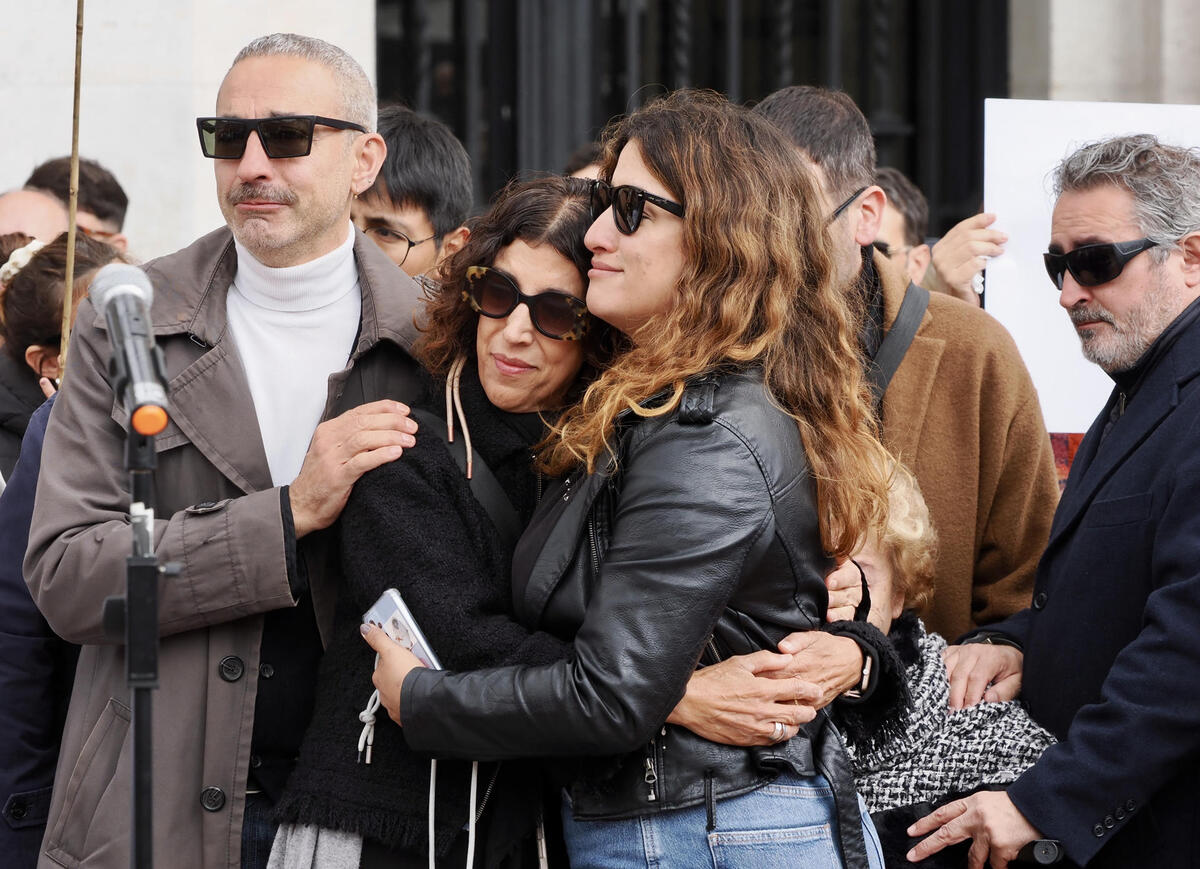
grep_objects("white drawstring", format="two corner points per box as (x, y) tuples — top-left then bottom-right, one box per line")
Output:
(356, 654), (382, 764)
(444, 356), (474, 478)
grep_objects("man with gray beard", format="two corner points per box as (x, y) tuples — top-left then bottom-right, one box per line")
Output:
(910, 134), (1200, 868)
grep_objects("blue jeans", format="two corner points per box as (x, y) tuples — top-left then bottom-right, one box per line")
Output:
(240, 792), (278, 869)
(561, 772), (885, 868)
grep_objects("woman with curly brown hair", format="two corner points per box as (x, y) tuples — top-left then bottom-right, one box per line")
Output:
(365, 90), (896, 868)
(271, 174), (612, 869)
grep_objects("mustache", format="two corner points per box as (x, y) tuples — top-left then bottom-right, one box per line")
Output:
(1068, 304), (1115, 327)
(227, 183), (297, 206)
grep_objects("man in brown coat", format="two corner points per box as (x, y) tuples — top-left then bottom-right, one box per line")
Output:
(752, 88), (1059, 667)
(25, 34), (422, 869)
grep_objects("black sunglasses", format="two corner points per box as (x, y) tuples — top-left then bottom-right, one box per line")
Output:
(590, 179), (685, 235)
(464, 266), (590, 341)
(1043, 239), (1158, 290)
(196, 115), (367, 159)
(829, 186), (868, 223)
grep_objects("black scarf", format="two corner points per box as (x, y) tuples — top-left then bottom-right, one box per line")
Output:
(273, 367), (568, 862)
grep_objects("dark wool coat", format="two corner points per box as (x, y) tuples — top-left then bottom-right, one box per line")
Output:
(0, 394), (78, 869)
(274, 370), (569, 864)
(0, 353), (44, 480)
(984, 299), (1200, 867)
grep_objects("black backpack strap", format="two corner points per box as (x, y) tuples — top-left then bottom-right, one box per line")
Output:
(409, 408), (523, 549)
(869, 282), (929, 404)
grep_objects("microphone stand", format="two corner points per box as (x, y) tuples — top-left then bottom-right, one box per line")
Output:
(104, 428), (174, 869)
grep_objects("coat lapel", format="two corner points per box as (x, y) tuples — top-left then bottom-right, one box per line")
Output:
(1046, 341), (1191, 551)
(139, 228), (274, 494)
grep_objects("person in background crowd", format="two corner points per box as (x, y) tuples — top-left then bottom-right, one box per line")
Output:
(365, 89), (900, 869)
(25, 157), (131, 253)
(0, 190), (68, 242)
(874, 166), (932, 287)
(24, 33), (423, 869)
(923, 211), (1008, 308)
(752, 86), (1059, 660)
(563, 141), (603, 180)
(911, 133), (1200, 869)
(843, 461), (1054, 867)
(0, 232), (119, 476)
(352, 104), (471, 276)
(0, 231), (125, 869)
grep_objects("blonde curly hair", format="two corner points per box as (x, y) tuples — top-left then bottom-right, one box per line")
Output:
(880, 462), (938, 613)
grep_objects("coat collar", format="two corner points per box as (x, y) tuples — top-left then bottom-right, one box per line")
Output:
(874, 250), (944, 462)
(88, 225), (423, 495)
(1047, 310), (1200, 549)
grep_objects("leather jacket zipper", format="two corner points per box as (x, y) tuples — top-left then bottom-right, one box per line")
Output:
(643, 745), (659, 802)
(474, 763), (502, 822)
(588, 516), (601, 579)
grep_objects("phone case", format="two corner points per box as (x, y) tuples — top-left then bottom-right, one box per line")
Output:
(362, 588), (442, 669)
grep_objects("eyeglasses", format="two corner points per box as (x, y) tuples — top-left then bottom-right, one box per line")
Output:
(828, 186), (868, 223)
(590, 179), (685, 235)
(463, 266), (590, 341)
(872, 239), (912, 260)
(361, 224), (437, 266)
(196, 115), (367, 159)
(1043, 239), (1158, 290)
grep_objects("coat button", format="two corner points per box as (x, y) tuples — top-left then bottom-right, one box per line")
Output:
(250, 754), (262, 769)
(1092, 824), (1105, 838)
(9, 799), (27, 820)
(1126, 799), (1136, 812)
(200, 786), (226, 812)
(1104, 815), (1115, 829)
(259, 662), (275, 679)
(1032, 592), (1048, 610)
(218, 656), (244, 682)
(1115, 807), (1126, 820)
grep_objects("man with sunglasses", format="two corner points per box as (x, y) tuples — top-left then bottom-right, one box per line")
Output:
(25, 34), (423, 869)
(911, 134), (1200, 868)
(752, 86), (1059, 656)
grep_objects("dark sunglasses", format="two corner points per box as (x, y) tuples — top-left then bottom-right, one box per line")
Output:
(196, 115), (367, 159)
(829, 186), (868, 223)
(590, 179), (685, 235)
(464, 266), (590, 341)
(1042, 238), (1158, 290)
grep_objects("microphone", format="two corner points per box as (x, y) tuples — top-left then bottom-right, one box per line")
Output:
(89, 264), (170, 437)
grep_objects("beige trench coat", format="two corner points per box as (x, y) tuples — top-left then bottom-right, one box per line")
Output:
(25, 227), (423, 869)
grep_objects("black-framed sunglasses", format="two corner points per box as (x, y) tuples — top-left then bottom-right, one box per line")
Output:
(464, 266), (590, 341)
(1043, 238), (1158, 290)
(196, 115), (368, 159)
(828, 186), (868, 223)
(590, 179), (685, 235)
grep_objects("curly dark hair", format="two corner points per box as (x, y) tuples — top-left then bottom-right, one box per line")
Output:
(417, 173), (615, 382)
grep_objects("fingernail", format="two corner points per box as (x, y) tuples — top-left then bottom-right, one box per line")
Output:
(402, 435), (416, 447)
(360, 623), (371, 637)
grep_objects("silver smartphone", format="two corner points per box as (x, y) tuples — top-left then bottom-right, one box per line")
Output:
(362, 588), (442, 669)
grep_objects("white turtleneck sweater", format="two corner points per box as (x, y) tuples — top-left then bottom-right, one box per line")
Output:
(226, 225), (361, 487)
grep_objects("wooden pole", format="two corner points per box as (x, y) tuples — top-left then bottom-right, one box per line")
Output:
(59, 0), (85, 381)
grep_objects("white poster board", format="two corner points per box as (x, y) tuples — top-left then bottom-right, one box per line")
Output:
(983, 98), (1200, 433)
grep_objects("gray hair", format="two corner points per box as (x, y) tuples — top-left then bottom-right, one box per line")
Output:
(231, 33), (376, 132)
(1053, 134), (1200, 262)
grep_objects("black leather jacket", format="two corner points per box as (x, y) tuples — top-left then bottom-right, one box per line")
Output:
(402, 370), (872, 867)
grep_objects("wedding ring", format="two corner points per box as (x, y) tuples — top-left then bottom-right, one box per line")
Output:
(770, 721), (785, 742)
